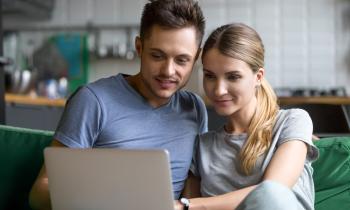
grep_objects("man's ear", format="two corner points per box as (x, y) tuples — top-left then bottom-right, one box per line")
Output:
(135, 36), (142, 57)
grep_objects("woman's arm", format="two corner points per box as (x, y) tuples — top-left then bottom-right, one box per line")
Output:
(179, 173), (257, 210)
(262, 140), (307, 187)
(187, 185), (257, 210)
(183, 140), (307, 210)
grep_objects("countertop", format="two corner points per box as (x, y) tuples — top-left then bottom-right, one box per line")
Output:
(278, 96), (350, 105)
(5, 93), (66, 107)
(204, 96), (350, 106)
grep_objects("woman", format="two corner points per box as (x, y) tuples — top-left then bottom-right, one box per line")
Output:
(176, 23), (319, 210)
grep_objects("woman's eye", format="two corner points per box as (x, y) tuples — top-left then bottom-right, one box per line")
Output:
(227, 75), (240, 81)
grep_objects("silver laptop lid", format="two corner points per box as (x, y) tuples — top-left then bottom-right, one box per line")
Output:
(44, 147), (174, 210)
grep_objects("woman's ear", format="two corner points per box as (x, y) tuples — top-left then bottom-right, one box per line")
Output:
(256, 68), (265, 84)
(135, 36), (142, 57)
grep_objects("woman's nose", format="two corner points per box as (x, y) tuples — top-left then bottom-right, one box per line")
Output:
(214, 80), (228, 96)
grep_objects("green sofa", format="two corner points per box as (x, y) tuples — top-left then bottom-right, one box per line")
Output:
(313, 136), (350, 210)
(0, 125), (349, 210)
(0, 125), (53, 210)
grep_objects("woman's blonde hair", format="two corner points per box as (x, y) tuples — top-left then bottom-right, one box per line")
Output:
(202, 23), (279, 175)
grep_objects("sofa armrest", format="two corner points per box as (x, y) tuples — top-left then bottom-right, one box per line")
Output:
(0, 125), (53, 210)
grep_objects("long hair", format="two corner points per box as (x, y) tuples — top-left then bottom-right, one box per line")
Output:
(202, 23), (279, 175)
(140, 0), (205, 46)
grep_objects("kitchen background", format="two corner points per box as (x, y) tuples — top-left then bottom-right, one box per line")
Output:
(1, 0), (350, 132)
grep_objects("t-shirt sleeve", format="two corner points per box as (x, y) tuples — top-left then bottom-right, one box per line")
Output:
(193, 94), (208, 134)
(190, 135), (200, 177)
(53, 86), (103, 148)
(278, 109), (319, 162)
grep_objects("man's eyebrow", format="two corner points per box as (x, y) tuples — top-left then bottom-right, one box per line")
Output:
(177, 54), (192, 59)
(150, 48), (193, 58)
(149, 48), (164, 53)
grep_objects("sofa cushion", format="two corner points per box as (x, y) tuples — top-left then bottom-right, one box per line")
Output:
(313, 136), (350, 210)
(0, 125), (53, 210)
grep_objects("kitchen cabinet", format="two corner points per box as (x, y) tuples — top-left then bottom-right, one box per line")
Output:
(6, 103), (64, 131)
(278, 96), (350, 137)
(0, 1), (5, 124)
(5, 94), (65, 131)
(2, 0), (54, 20)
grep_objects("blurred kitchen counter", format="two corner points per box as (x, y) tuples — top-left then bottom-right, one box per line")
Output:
(204, 96), (350, 106)
(5, 93), (66, 107)
(5, 94), (350, 132)
(7, 94), (350, 108)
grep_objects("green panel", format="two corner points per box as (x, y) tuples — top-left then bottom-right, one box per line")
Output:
(67, 35), (89, 94)
(0, 125), (53, 210)
(52, 34), (89, 95)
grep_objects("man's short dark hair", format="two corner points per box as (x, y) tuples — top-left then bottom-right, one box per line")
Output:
(140, 0), (205, 46)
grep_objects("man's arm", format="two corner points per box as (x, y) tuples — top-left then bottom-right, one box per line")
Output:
(181, 172), (201, 198)
(29, 140), (67, 210)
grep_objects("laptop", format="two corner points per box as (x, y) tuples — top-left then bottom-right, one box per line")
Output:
(44, 147), (175, 210)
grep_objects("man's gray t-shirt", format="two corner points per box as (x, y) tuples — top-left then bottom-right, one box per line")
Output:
(54, 73), (208, 199)
(191, 109), (319, 210)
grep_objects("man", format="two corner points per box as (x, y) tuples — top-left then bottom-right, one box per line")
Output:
(29, 0), (207, 209)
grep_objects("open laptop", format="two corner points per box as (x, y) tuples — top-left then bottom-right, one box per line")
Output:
(44, 147), (175, 210)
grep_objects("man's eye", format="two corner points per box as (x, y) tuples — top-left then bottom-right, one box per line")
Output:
(176, 58), (189, 65)
(151, 53), (163, 59)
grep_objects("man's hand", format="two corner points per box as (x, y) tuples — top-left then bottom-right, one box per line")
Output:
(174, 200), (184, 210)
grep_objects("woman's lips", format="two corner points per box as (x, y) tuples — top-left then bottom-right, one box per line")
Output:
(213, 99), (233, 107)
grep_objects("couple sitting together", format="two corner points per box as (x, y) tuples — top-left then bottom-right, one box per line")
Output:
(29, 0), (318, 210)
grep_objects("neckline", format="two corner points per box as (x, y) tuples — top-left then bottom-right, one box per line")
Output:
(219, 126), (247, 140)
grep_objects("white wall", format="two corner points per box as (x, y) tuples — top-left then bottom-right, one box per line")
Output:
(4, 0), (350, 95)
(199, 0), (350, 95)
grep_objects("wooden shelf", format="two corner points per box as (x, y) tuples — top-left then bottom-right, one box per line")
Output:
(278, 96), (350, 105)
(204, 96), (350, 106)
(5, 93), (66, 107)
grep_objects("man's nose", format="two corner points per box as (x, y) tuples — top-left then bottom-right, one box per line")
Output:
(161, 60), (176, 77)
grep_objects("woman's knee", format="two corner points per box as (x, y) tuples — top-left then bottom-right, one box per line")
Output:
(237, 180), (300, 210)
